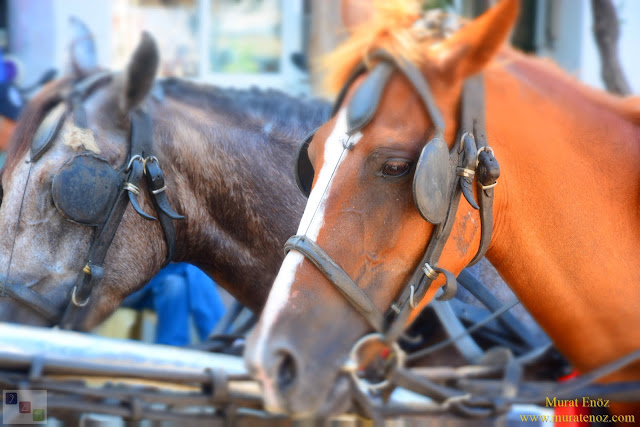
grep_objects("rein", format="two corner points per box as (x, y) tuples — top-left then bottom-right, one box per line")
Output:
(1, 73), (184, 329)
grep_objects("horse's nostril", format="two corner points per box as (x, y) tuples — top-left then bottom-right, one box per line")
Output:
(276, 351), (297, 395)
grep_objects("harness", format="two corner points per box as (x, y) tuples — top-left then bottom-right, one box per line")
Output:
(1, 73), (184, 330)
(287, 50), (640, 413)
(289, 50), (499, 340)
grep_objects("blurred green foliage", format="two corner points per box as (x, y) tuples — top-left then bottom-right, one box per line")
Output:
(423, 0), (453, 10)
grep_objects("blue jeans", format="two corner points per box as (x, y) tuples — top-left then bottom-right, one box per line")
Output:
(122, 263), (226, 346)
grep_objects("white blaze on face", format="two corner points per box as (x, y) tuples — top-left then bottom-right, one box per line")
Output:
(252, 109), (363, 367)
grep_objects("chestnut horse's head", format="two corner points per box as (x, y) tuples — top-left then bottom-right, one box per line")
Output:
(0, 33), (175, 329)
(246, 0), (519, 416)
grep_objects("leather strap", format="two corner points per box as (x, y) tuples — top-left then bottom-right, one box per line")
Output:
(59, 184), (131, 329)
(284, 235), (385, 332)
(59, 109), (179, 329)
(468, 182), (495, 266)
(368, 50), (445, 137)
(462, 76), (499, 266)
(2, 282), (60, 324)
(144, 158), (182, 265)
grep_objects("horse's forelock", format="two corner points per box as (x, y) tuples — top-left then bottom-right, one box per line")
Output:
(322, 1), (465, 94)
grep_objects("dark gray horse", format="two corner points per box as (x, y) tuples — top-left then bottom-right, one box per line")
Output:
(0, 33), (329, 329)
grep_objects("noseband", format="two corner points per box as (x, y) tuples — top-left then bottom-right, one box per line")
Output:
(1, 73), (184, 329)
(286, 50), (500, 342)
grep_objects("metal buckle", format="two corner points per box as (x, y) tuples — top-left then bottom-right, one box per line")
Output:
(343, 333), (406, 392)
(126, 154), (143, 172)
(459, 131), (473, 152)
(142, 156), (159, 175)
(475, 146), (495, 168)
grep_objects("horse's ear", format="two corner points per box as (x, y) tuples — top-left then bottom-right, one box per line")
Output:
(117, 32), (159, 113)
(69, 17), (98, 77)
(432, 0), (519, 81)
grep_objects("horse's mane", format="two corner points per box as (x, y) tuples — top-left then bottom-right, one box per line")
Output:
(160, 78), (331, 142)
(322, 0), (460, 93)
(323, 0), (640, 124)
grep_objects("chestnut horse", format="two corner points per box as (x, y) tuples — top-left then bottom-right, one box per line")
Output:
(0, 34), (330, 329)
(246, 0), (640, 419)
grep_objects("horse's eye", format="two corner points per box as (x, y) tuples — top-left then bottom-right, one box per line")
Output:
(382, 160), (411, 177)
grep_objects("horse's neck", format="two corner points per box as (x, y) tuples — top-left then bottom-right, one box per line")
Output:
(484, 60), (640, 373)
(156, 98), (306, 312)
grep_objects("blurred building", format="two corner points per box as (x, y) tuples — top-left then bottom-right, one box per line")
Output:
(2, 0), (640, 99)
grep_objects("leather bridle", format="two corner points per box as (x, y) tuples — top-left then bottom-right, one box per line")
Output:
(1, 72), (184, 330)
(285, 50), (500, 345)
(285, 50), (640, 409)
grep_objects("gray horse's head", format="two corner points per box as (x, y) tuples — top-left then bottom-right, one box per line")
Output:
(0, 33), (170, 329)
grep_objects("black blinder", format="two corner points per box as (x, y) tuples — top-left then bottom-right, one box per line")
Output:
(31, 103), (66, 162)
(294, 129), (316, 198)
(51, 153), (120, 226)
(412, 138), (451, 224)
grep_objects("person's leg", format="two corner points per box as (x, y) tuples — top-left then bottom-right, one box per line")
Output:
(120, 282), (153, 311)
(151, 274), (191, 346)
(186, 266), (226, 341)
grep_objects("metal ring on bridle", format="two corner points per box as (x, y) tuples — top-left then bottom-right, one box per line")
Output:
(345, 333), (406, 392)
(459, 131), (473, 151)
(422, 262), (439, 280)
(71, 286), (90, 307)
(126, 154), (143, 172)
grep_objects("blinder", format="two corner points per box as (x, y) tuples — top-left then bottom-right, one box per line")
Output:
(293, 54), (451, 226)
(51, 153), (120, 226)
(412, 138), (451, 224)
(294, 129), (315, 197)
(31, 103), (66, 162)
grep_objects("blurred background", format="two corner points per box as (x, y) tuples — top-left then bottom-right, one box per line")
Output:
(1, 0), (639, 101)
